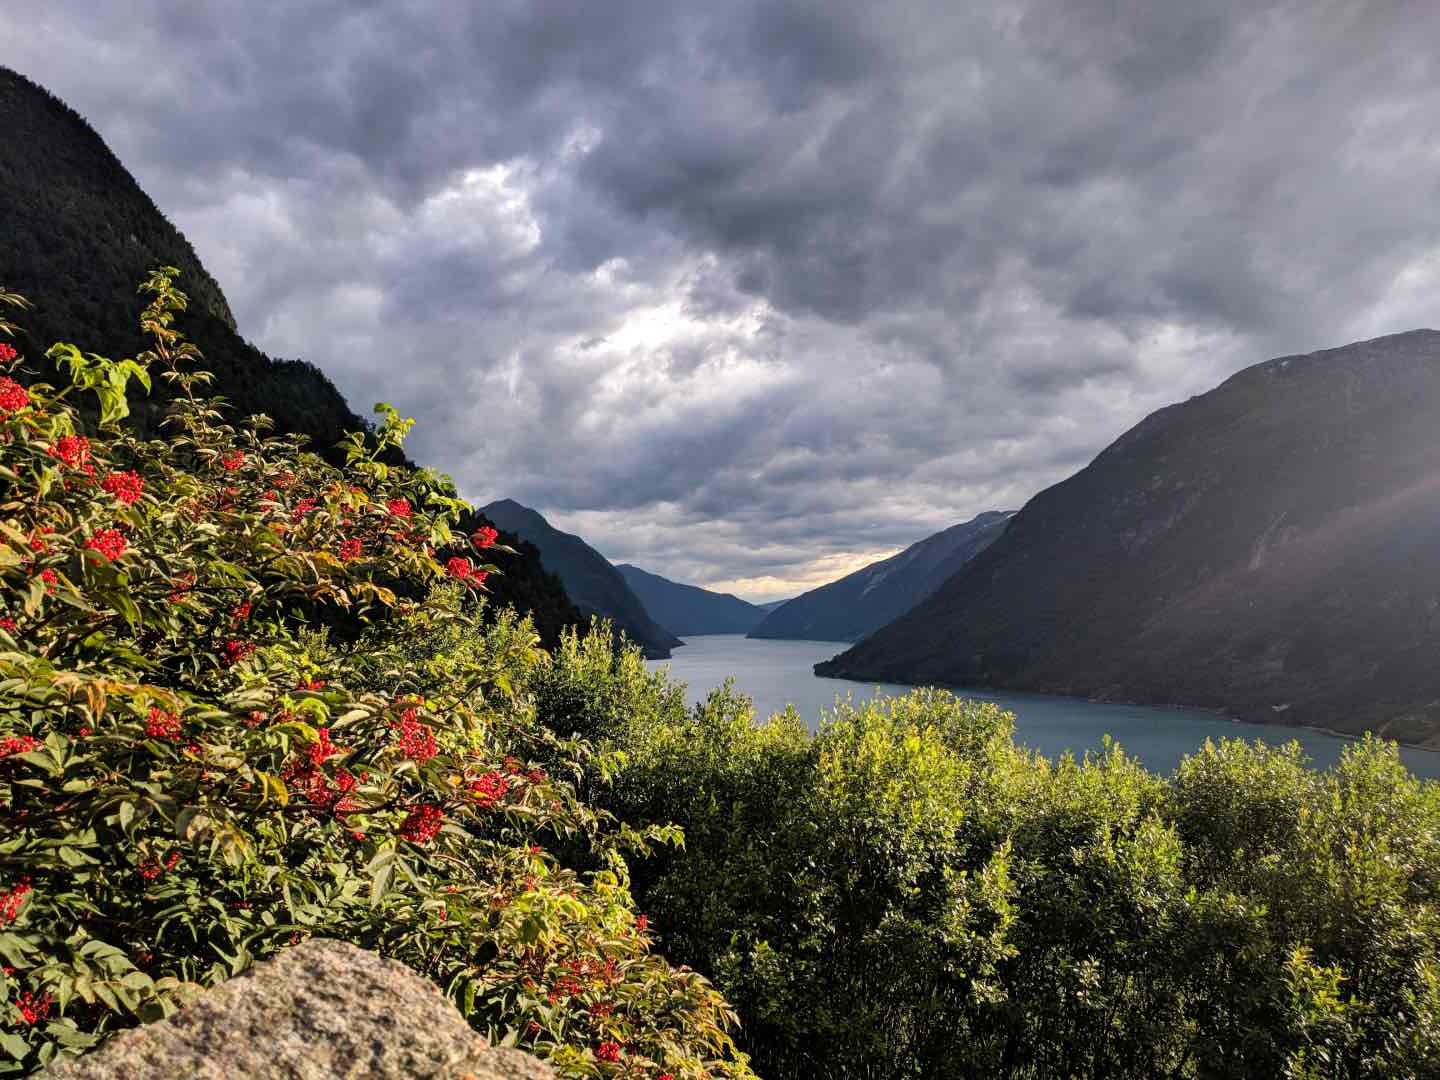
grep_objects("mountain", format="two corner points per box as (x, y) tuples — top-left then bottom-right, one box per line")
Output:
(616, 564), (768, 636)
(481, 500), (683, 658)
(749, 511), (1014, 642)
(818, 329), (1440, 746)
(0, 66), (366, 450)
(1, 66), (582, 646)
(757, 599), (793, 613)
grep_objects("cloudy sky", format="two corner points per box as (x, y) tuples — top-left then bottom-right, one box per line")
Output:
(5, 1), (1440, 600)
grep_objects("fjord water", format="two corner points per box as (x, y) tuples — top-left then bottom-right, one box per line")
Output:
(649, 635), (1440, 779)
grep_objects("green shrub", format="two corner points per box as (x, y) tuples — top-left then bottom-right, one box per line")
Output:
(540, 625), (1440, 1080)
(0, 272), (752, 1079)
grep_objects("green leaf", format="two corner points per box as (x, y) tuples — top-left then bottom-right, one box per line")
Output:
(367, 846), (397, 908)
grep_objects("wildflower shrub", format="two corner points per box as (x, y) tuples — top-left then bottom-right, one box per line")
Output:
(0, 272), (751, 1078)
(534, 626), (1440, 1080)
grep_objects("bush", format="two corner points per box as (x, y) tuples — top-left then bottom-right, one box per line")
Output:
(539, 625), (1440, 1080)
(0, 272), (752, 1079)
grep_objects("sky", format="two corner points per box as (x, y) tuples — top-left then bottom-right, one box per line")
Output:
(4, 1), (1440, 601)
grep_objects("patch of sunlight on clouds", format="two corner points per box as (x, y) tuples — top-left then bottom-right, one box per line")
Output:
(707, 548), (904, 604)
(417, 163), (542, 255)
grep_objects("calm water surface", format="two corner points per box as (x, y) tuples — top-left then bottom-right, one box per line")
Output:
(648, 635), (1440, 779)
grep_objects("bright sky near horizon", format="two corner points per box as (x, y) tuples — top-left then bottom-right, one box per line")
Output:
(3, 1), (1439, 601)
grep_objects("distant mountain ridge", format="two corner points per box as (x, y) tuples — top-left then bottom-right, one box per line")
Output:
(616, 564), (768, 636)
(749, 511), (1013, 643)
(819, 329), (1440, 746)
(481, 500), (682, 658)
(1, 65), (583, 646)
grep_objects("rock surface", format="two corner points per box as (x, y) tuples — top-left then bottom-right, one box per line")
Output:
(40, 939), (556, 1080)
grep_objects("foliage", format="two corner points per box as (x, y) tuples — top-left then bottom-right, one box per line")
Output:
(536, 624), (1440, 1080)
(0, 273), (751, 1078)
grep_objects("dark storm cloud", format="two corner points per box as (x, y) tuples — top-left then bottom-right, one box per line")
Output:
(4, 0), (1440, 598)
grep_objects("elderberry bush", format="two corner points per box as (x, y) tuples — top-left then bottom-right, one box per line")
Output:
(0, 272), (751, 1080)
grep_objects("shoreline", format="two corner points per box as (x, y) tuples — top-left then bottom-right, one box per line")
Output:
(813, 665), (1440, 760)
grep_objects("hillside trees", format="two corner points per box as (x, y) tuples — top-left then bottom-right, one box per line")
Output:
(535, 626), (1440, 1080)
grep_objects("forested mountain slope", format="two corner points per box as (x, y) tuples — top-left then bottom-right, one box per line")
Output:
(0, 66), (364, 448)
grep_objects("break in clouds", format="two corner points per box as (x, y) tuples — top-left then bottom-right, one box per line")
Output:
(4, 0), (1440, 599)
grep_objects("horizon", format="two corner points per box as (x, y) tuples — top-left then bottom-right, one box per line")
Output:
(4, 2), (1439, 598)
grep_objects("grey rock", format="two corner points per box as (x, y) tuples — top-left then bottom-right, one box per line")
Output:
(40, 939), (556, 1080)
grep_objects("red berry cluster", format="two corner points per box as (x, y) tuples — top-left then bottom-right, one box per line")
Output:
(84, 527), (128, 560)
(101, 469), (144, 505)
(0, 735), (39, 759)
(338, 537), (363, 561)
(0, 375), (27, 413)
(387, 498), (413, 520)
(471, 525), (498, 549)
(48, 434), (94, 478)
(595, 1041), (622, 1063)
(445, 556), (489, 588)
(145, 707), (182, 740)
(548, 974), (583, 1003)
(0, 342), (17, 364)
(399, 804), (444, 844)
(469, 770), (510, 809)
(139, 850), (181, 880)
(48, 434), (90, 466)
(0, 878), (32, 925)
(280, 729), (362, 814)
(394, 708), (438, 763)
(219, 639), (256, 666)
(220, 450), (245, 471)
(15, 990), (52, 1026)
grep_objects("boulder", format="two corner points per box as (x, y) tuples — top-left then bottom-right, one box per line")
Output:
(39, 938), (556, 1080)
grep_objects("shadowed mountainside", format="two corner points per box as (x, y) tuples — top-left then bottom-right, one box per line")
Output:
(819, 330), (1440, 746)
(482, 500), (682, 659)
(0, 65), (366, 450)
(616, 564), (767, 636)
(749, 511), (1013, 643)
